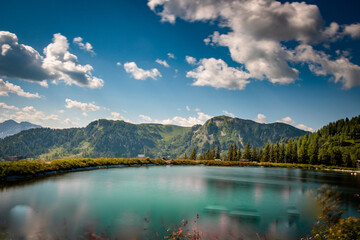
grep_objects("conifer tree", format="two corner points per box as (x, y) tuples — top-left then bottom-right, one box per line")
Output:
(215, 146), (220, 159)
(252, 146), (258, 162)
(286, 139), (293, 163)
(190, 148), (197, 160)
(279, 143), (285, 163)
(233, 143), (238, 161)
(243, 142), (251, 160)
(227, 144), (233, 161)
(237, 148), (242, 160)
(273, 142), (280, 163)
(258, 147), (263, 162)
(262, 143), (270, 162)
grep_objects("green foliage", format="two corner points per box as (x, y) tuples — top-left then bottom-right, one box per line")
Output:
(306, 185), (360, 240)
(1, 115), (358, 168)
(190, 148), (197, 160)
(253, 115), (360, 167)
(243, 142), (251, 160)
(185, 116), (308, 156)
(227, 144), (234, 161)
(0, 158), (166, 178)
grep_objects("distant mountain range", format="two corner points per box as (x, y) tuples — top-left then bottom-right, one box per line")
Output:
(0, 116), (308, 160)
(0, 120), (41, 139)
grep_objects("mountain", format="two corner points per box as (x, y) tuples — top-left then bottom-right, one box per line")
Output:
(0, 116), (308, 160)
(187, 116), (308, 150)
(0, 120), (42, 138)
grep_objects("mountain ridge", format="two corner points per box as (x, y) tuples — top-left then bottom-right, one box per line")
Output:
(0, 116), (308, 160)
(0, 120), (42, 139)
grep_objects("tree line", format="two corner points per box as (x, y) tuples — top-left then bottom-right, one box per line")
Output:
(184, 115), (360, 167)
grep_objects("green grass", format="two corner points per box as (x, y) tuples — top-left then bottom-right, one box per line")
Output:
(1, 158), (358, 180)
(169, 159), (359, 171)
(0, 158), (166, 179)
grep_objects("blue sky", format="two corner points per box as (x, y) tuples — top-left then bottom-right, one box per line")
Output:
(0, 0), (359, 131)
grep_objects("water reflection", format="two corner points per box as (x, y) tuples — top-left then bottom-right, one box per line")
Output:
(0, 166), (359, 239)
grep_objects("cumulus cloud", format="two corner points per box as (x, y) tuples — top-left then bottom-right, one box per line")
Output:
(0, 102), (19, 110)
(343, 23), (360, 39)
(64, 118), (78, 125)
(65, 98), (100, 116)
(186, 58), (250, 90)
(167, 53), (175, 59)
(186, 106), (190, 111)
(276, 116), (313, 132)
(155, 59), (170, 67)
(223, 110), (235, 118)
(1, 106), (58, 124)
(0, 79), (40, 98)
(254, 113), (267, 124)
(109, 112), (131, 122)
(185, 56), (197, 65)
(0, 31), (103, 88)
(139, 114), (152, 122)
(73, 37), (95, 54)
(292, 44), (360, 88)
(148, 0), (360, 89)
(155, 112), (212, 126)
(123, 62), (162, 80)
(116, 62), (121, 66)
(276, 116), (295, 125)
(296, 124), (314, 132)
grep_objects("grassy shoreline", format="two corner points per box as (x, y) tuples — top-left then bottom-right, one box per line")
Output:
(0, 158), (359, 181)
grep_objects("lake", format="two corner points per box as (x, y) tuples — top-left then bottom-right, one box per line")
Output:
(0, 166), (359, 239)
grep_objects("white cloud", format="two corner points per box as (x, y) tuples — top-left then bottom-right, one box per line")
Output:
(186, 106), (190, 111)
(0, 102), (19, 110)
(186, 58), (250, 90)
(0, 79), (40, 98)
(123, 62), (162, 80)
(73, 37), (95, 54)
(1, 106), (58, 124)
(116, 62), (121, 66)
(155, 112), (212, 126)
(43, 33), (103, 88)
(223, 110), (235, 118)
(254, 113), (267, 124)
(276, 116), (295, 125)
(64, 118), (78, 126)
(155, 59), (170, 68)
(0, 31), (103, 89)
(343, 23), (360, 39)
(194, 108), (200, 112)
(167, 53), (175, 59)
(292, 44), (360, 89)
(58, 109), (65, 113)
(109, 112), (131, 122)
(139, 114), (152, 122)
(185, 56), (197, 65)
(276, 116), (313, 132)
(296, 124), (314, 132)
(148, 0), (360, 89)
(65, 99), (100, 116)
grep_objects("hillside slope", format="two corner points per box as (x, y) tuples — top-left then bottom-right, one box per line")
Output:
(0, 120), (41, 138)
(0, 117), (308, 160)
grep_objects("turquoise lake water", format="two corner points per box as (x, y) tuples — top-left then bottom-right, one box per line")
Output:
(0, 166), (359, 239)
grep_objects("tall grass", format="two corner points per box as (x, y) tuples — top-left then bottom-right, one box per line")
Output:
(0, 158), (166, 178)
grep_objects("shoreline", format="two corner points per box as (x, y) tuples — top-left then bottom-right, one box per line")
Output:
(1, 158), (359, 182)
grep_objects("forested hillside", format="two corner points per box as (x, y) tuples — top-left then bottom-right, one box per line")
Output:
(0, 116), (308, 160)
(206, 115), (360, 167)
